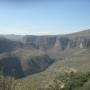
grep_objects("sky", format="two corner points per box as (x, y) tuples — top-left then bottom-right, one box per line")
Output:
(0, 0), (90, 35)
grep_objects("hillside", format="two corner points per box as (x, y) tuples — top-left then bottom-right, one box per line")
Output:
(0, 29), (90, 90)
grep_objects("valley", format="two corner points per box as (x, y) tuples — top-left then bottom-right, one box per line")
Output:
(0, 30), (90, 90)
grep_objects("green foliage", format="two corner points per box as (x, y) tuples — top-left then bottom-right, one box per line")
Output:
(80, 79), (90, 90)
(47, 72), (90, 90)
(64, 72), (90, 90)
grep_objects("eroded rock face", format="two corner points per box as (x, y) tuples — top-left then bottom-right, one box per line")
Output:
(54, 37), (90, 50)
(22, 34), (90, 50)
(69, 37), (90, 49)
(0, 33), (90, 54)
(23, 36), (56, 50)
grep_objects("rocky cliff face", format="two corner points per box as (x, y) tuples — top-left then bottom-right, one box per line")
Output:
(22, 35), (90, 50)
(0, 30), (90, 53)
(22, 36), (56, 50)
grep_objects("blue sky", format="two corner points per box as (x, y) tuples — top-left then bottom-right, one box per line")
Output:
(0, 0), (90, 35)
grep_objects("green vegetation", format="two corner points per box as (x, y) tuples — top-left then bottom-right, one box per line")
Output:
(44, 72), (90, 90)
(13, 71), (90, 90)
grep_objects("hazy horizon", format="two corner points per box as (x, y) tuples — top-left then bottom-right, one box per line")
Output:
(0, 0), (90, 35)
